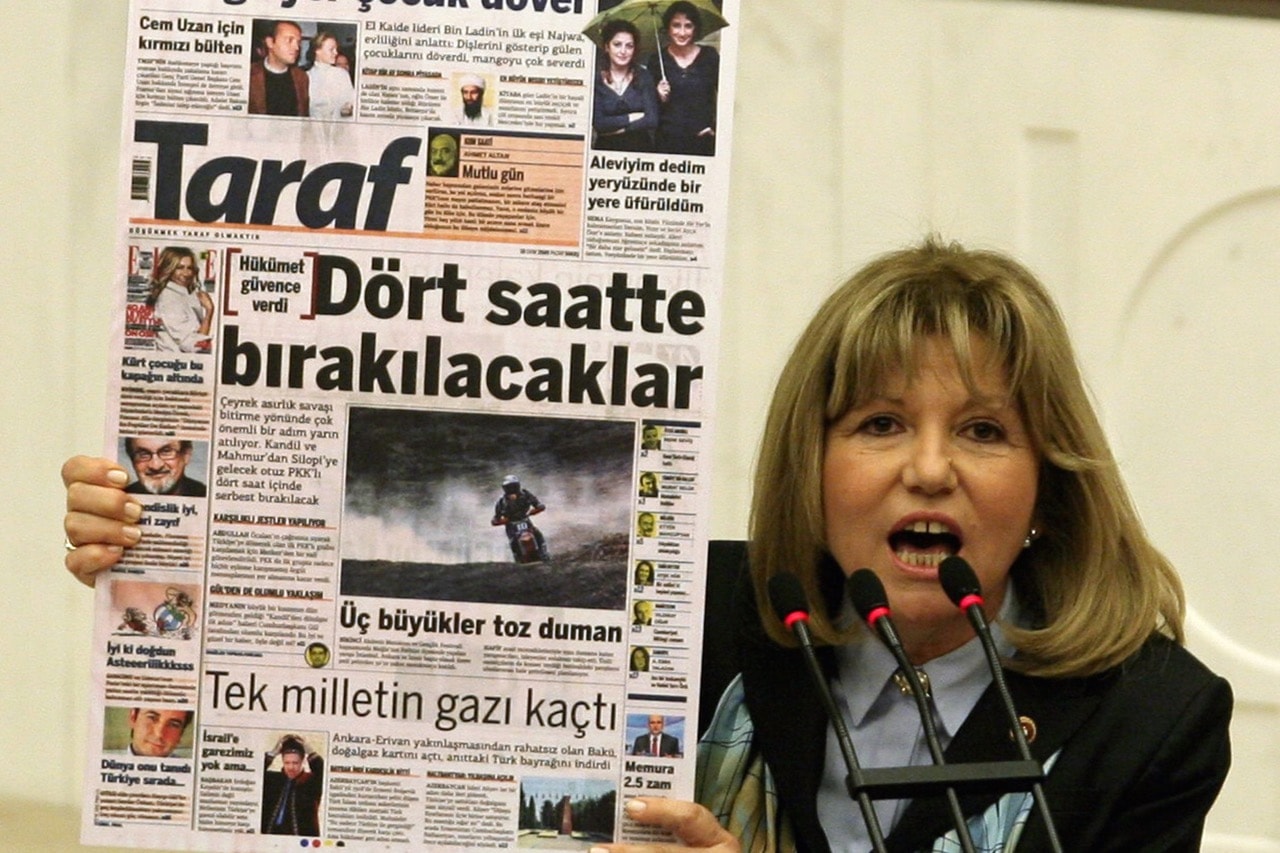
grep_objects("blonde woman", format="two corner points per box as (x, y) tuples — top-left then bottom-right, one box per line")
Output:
(146, 246), (212, 353)
(307, 30), (354, 120)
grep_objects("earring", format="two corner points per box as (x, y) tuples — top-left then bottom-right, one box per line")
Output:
(1022, 527), (1039, 549)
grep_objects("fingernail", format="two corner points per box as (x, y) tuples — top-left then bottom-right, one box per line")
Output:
(624, 799), (646, 815)
(123, 526), (142, 543)
(124, 502), (143, 521)
(107, 469), (129, 486)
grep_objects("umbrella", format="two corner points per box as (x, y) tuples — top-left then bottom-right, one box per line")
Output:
(581, 0), (729, 78)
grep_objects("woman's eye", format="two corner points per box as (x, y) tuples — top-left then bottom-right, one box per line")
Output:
(859, 415), (900, 435)
(964, 421), (1005, 442)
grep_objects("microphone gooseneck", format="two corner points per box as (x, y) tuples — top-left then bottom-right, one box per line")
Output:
(766, 573), (888, 852)
(847, 569), (977, 853)
(937, 556), (1064, 853)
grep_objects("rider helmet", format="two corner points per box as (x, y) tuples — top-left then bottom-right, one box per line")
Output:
(502, 474), (520, 494)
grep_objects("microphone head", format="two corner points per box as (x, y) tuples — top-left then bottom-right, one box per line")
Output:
(845, 569), (889, 624)
(767, 573), (810, 628)
(938, 556), (984, 608)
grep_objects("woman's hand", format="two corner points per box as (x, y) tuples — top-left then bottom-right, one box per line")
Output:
(62, 455), (142, 586)
(656, 79), (671, 102)
(590, 798), (739, 852)
(196, 290), (215, 334)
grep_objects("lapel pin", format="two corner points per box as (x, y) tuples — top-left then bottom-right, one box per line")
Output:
(1009, 715), (1037, 744)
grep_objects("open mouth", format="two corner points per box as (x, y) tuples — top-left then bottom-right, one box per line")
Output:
(889, 520), (961, 568)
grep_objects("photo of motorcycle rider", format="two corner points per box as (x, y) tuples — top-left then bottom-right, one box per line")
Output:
(490, 474), (551, 563)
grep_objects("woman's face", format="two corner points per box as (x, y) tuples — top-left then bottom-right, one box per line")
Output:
(315, 37), (338, 66)
(821, 336), (1039, 661)
(666, 13), (696, 47)
(606, 30), (636, 69)
(171, 255), (196, 289)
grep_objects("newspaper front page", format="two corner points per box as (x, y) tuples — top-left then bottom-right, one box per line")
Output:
(84, 0), (737, 848)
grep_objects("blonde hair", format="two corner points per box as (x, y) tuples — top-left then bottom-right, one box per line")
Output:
(749, 237), (1184, 677)
(146, 246), (197, 307)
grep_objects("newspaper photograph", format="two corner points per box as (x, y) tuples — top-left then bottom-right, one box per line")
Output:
(84, 0), (737, 849)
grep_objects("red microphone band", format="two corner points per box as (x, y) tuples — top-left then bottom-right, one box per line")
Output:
(783, 611), (809, 631)
(866, 605), (891, 627)
(958, 594), (984, 611)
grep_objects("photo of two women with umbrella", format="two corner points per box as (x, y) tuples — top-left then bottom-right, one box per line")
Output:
(583, 0), (727, 156)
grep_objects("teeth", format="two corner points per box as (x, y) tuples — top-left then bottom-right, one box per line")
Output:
(900, 520), (954, 535)
(895, 549), (951, 567)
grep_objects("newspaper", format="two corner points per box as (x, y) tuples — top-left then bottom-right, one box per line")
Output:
(84, 0), (736, 848)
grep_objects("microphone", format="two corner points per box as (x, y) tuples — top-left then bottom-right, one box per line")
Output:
(847, 569), (977, 853)
(938, 557), (1064, 853)
(767, 573), (888, 852)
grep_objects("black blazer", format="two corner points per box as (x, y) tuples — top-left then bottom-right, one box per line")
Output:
(700, 541), (1233, 852)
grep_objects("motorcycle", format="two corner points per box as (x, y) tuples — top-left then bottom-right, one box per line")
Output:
(502, 517), (550, 564)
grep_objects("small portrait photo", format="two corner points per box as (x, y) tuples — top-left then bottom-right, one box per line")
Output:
(118, 437), (209, 498)
(305, 24), (358, 120)
(102, 706), (195, 759)
(304, 642), (331, 668)
(636, 511), (659, 539)
(451, 72), (495, 127)
(637, 470), (660, 498)
(633, 560), (655, 588)
(629, 644), (650, 673)
(586, 0), (727, 155)
(248, 19), (358, 119)
(626, 713), (685, 758)
(261, 731), (326, 837)
(640, 423), (663, 450)
(427, 130), (461, 178)
(631, 599), (654, 626)
(125, 244), (219, 354)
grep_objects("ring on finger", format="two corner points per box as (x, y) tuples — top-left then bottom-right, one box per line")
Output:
(65, 537), (78, 552)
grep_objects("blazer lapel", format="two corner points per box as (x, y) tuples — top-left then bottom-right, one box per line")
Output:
(742, 640), (837, 852)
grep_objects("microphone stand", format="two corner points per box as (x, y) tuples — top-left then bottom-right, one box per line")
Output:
(768, 574), (889, 852)
(853, 581), (978, 853)
(770, 572), (1045, 850)
(940, 557), (1065, 853)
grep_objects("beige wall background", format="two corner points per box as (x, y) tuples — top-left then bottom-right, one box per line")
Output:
(3, 1), (1277, 849)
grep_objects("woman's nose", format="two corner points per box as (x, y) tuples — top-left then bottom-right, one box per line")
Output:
(902, 433), (957, 494)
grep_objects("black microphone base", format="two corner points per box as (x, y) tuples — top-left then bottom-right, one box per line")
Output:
(847, 760), (1043, 801)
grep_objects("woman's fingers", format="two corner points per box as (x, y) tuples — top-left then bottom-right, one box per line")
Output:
(62, 455), (129, 492)
(591, 798), (739, 852)
(64, 542), (131, 587)
(62, 455), (142, 586)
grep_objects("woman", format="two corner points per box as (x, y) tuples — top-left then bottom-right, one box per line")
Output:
(593, 19), (659, 152)
(647, 1), (719, 156)
(146, 246), (213, 353)
(62, 239), (1231, 851)
(618, 238), (1230, 850)
(307, 30), (354, 120)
